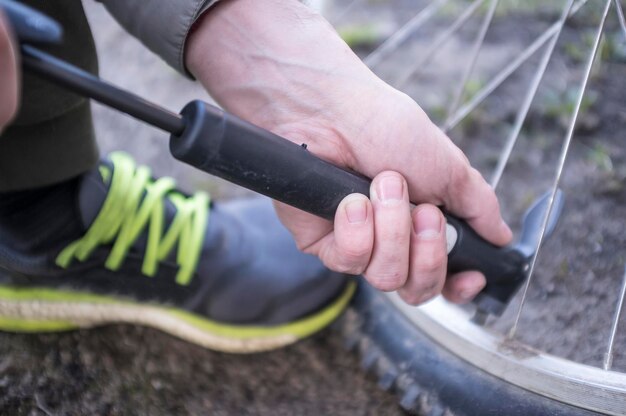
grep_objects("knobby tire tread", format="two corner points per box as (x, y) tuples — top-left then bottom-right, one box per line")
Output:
(336, 280), (600, 416)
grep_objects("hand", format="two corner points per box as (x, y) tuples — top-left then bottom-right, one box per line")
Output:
(0, 10), (19, 133)
(185, 0), (512, 305)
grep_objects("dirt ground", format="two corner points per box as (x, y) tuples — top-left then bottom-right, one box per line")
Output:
(2, 0), (626, 414)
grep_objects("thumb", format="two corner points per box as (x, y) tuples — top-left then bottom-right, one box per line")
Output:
(315, 193), (374, 275)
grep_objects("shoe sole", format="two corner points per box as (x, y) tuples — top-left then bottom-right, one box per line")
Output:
(0, 281), (355, 353)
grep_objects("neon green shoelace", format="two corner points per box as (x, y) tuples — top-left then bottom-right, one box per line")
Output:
(56, 152), (209, 286)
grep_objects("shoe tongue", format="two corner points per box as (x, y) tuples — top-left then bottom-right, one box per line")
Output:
(78, 159), (114, 230)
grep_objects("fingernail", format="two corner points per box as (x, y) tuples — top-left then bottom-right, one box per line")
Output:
(346, 199), (368, 224)
(377, 176), (404, 202)
(414, 207), (442, 239)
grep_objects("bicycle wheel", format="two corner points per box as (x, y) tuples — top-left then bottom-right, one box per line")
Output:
(328, 0), (626, 414)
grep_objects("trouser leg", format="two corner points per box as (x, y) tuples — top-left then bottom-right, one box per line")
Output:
(0, 0), (99, 191)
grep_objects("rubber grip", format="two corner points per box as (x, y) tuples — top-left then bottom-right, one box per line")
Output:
(445, 215), (526, 284)
(170, 100), (371, 221)
(445, 215), (527, 314)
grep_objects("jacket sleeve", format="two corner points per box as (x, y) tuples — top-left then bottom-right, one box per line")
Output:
(97, 0), (220, 77)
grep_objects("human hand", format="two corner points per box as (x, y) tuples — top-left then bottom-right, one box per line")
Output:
(0, 10), (19, 133)
(186, 0), (512, 305)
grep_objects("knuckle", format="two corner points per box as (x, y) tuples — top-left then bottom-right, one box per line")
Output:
(319, 243), (371, 276)
(417, 291), (438, 305)
(380, 227), (408, 245)
(336, 252), (370, 275)
(346, 265), (367, 275)
(334, 238), (373, 274)
(366, 270), (407, 292)
(395, 92), (422, 117)
(400, 282), (442, 306)
(336, 263), (367, 276)
(418, 279), (442, 297)
(399, 291), (423, 306)
(375, 215), (411, 244)
(453, 146), (471, 166)
(448, 162), (471, 196)
(414, 250), (447, 274)
(457, 162), (474, 185)
(322, 256), (366, 276)
(340, 239), (372, 260)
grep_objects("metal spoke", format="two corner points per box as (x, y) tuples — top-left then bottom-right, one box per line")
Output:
(365, 0), (449, 69)
(395, 0), (486, 89)
(615, 0), (626, 41)
(604, 266), (626, 371)
(330, 0), (362, 25)
(490, 0), (575, 189)
(508, 0), (613, 339)
(445, 0), (500, 124)
(444, 0), (589, 132)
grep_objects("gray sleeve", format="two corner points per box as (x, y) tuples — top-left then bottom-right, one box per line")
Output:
(97, 0), (220, 77)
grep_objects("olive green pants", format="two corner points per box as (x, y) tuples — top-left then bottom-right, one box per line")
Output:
(0, 0), (99, 191)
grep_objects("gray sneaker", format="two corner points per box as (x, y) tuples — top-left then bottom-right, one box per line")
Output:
(0, 152), (354, 352)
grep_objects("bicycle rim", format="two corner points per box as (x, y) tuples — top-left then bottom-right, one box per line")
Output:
(330, 0), (626, 413)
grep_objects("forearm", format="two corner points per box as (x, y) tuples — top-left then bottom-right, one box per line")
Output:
(185, 0), (390, 135)
(99, 0), (217, 75)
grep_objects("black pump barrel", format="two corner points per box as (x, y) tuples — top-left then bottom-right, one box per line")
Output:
(171, 100), (371, 220)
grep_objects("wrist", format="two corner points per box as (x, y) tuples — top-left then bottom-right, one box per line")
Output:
(184, 0), (382, 129)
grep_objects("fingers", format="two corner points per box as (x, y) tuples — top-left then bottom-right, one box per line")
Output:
(314, 171), (414, 291)
(391, 203), (487, 306)
(443, 145), (513, 247)
(277, 167), (493, 308)
(398, 204), (447, 305)
(0, 11), (20, 131)
(317, 193), (374, 275)
(363, 171), (412, 291)
(326, 173), (485, 307)
(442, 271), (486, 304)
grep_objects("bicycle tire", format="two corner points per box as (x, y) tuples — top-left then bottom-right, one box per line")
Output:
(340, 282), (603, 415)
(329, 0), (626, 413)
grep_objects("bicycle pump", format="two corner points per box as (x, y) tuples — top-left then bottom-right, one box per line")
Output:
(2, 0), (564, 320)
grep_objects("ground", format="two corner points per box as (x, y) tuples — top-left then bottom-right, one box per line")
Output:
(2, 0), (626, 414)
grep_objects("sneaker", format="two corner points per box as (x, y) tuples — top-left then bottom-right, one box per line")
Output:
(0, 152), (354, 353)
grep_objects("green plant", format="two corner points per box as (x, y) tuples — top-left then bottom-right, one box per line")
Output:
(586, 142), (614, 172)
(338, 24), (381, 48)
(543, 87), (598, 123)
